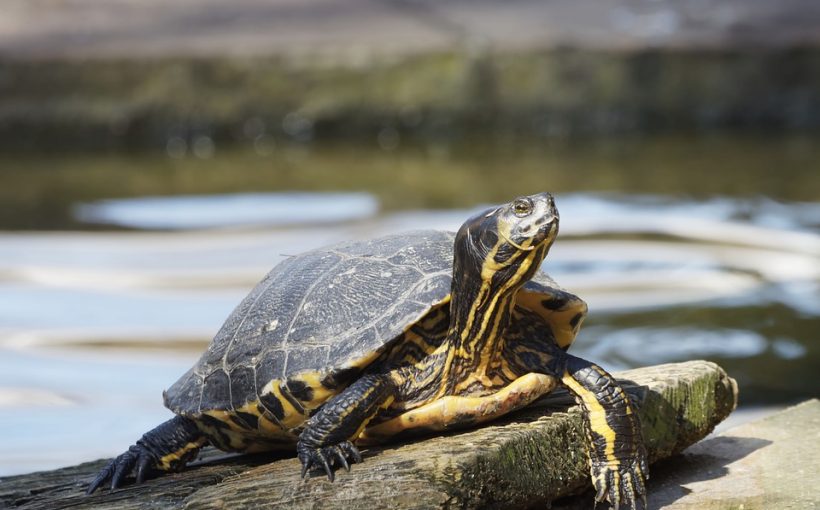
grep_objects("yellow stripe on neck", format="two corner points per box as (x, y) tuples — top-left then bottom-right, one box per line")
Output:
(450, 244), (540, 393)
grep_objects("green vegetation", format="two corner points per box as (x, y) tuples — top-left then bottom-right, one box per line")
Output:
(1, 49), (818, 152)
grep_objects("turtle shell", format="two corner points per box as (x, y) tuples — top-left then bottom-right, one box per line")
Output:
(164, 230), (582, 417)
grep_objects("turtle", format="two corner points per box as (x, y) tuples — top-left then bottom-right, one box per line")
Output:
(87, 192), (647, 508)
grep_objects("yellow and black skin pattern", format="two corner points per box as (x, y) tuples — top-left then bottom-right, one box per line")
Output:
(296, 193), (648, 509)
(561, 355), (648, 509)
(86, 193), (647, 509)
(86, 416), (206, 494)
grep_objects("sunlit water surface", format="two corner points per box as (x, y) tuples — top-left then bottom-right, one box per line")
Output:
(0, 138), (818, 476)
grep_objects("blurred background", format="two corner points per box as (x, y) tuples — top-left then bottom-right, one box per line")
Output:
(0, 0), (817, 476)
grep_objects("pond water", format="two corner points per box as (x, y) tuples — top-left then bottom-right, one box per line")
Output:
(0, 134), (817, 476)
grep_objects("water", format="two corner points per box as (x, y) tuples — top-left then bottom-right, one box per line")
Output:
(73, 192), (379, 230)
(0, 134), (817, 476)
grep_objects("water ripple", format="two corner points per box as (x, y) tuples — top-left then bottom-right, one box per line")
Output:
(73, 192), (379, 230)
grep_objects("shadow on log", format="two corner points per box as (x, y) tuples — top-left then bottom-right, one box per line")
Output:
(0, 360), (737, 510)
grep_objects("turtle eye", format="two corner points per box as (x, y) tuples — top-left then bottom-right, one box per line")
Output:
(512, 197), (533, 217)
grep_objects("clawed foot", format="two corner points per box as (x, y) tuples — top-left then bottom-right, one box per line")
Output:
(591, 452), (648, 510)
(86, 444), (157, 495)
(297, 440), (362, 482)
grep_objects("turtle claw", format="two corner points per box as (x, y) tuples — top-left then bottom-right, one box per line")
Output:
(342, 442), (363, 464)
(86, 444), (157, 495)
(135, 453), (152, 484)
(331, 446), (351, 472)
(86, 459), (116, 495)
(591, 454), (648, 510)
(297, 440), (362, 482)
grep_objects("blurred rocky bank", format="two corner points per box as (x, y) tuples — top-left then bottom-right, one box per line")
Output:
(1, 0), (819, 151)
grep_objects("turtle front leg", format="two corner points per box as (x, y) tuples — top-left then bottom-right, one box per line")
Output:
(297, 373), (396, 481)
(86, 415), (207, 494)
(561, 354), (648, 510)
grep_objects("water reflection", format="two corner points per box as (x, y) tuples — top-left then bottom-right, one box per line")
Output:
(0, 190), (817, 475)
(0, 349), (191, 476)
(74, 192), (379, 230)
(559, 194), (819, 252)
(585, 327), (771, 367)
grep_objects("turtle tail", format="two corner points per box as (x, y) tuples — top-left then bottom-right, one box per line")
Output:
(86, 415), (207, 494)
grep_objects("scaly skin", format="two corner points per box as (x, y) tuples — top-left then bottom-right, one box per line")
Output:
(297, 374), (395, 480)
(87, 193), (648, 509)
(562, 355), (648, 509)
(86, 416), (206, 493)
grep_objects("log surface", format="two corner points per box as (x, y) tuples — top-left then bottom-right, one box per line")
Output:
(0, 360), (738, 510)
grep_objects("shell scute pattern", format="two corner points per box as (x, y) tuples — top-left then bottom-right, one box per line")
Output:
(201, 369), (231, 412)
(330, 231), (449, 259)
(253, 350), (285, 395)
(163, 368), (200, 413)
(229, 365), (256, 410)
(384, 232), (455, 273)
(328, 326), (380, 370)
(404, 273), (452, 307)
(166, 231), (459, 416)
(224, 252), (344, 364)
(373, 303), (433, 340)
(224, 333), (264, 370)
(166, 229), (586, 426)
(284, 257), (421, 343)
(201, 255), (302, 367)
(156, 226), (591, 457)
(283, 345), (332, 377)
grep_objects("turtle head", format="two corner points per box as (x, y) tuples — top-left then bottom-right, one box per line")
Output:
(454, 192), (559, 288)
(494, 192), (559, 253)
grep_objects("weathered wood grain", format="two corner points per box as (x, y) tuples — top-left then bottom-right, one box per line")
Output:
(0, 360), (737, 510)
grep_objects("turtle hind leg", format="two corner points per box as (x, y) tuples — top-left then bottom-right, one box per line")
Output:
(86, 415), (207, 494)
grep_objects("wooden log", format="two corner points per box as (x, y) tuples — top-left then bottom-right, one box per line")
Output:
(0, 360), (737, 510)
